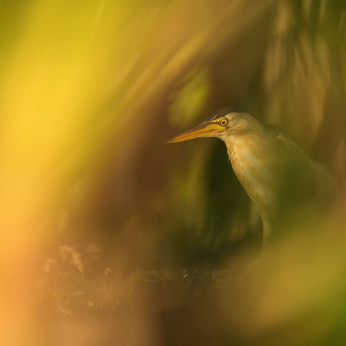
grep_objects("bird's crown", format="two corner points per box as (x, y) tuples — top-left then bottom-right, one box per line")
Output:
(207, 107), (248, 121)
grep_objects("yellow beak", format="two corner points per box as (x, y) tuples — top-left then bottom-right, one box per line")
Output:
(166, 122), (222, 143)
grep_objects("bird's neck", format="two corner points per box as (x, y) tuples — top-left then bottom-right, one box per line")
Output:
(223, 133), (267, 165)
(222, 132), (276, 214)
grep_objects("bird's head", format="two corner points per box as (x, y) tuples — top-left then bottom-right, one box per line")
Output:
(166, 107), (262, 143)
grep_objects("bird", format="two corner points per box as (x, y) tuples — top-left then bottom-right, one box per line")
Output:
(167, 107), (339, 247)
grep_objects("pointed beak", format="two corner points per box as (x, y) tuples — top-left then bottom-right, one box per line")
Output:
(166, 121), (222, 143)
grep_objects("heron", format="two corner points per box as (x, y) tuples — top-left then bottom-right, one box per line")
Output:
(167, 107), (339, 246)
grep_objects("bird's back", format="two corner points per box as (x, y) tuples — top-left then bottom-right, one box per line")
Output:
(266, 125), (339, 215)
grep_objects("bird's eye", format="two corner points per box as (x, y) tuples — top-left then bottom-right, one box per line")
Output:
(219, 119), (228, 126)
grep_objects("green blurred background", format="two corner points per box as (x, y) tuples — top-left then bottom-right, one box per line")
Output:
(0, 0), (346, 345)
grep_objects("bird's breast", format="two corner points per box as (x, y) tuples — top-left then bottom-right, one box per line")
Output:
(227, 137), (279, 216)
